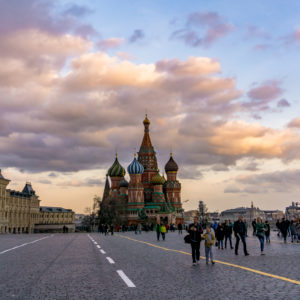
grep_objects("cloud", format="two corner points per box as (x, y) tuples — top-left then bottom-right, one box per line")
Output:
(244, 80), (283, 111)
(171, 11), (234, 48)
(288, 118), (300, 128)
(129, 29), (145, 43)
(277, 98), (290, 108)
(155, 57), (220, 76)
(211, 164), (229, 171)
(63, 4), (93, 17)
(98, 38), (125, 50)
(244, 25), (271, 40)
(57, 178), (104, 187)
(0, 0), (95, 37)
(233, 169), (300, 193)
(0, 3), (299, 178)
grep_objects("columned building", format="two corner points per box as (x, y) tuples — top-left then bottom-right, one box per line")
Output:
(0, 169), (75, 233)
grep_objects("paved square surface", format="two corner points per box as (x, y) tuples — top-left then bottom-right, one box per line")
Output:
(0, 231), (299, 299)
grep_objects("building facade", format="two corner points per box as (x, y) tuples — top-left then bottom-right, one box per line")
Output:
(101, 115), (183, 225)
(35, 207), (75, 233)
(0, 169), (74, 233)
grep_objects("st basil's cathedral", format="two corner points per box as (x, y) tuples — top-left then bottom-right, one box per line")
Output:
(101, 115), (183, 225)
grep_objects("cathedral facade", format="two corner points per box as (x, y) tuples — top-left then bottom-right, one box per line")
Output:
(101, 115), (183, 225)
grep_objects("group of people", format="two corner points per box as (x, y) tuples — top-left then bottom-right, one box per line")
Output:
(187, 215), (289, 266)
(275, 218), (300, 243)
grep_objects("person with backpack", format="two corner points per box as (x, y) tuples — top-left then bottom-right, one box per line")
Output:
(188, 217), (203, 266)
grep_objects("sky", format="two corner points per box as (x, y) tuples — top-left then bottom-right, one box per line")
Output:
(1, 0), (300, 213)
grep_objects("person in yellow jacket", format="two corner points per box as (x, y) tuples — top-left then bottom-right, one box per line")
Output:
(161, 224), (167, 241)
(202, 227), (215, 265)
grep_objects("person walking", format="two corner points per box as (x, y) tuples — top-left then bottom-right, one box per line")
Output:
(280, 218), (289, 243)
(155, 223), (161, 241)
(290, 220), (298, 243)
(234, 216), (249, 256)
(202, 226), (215, 265)
(256, 217), (267, 255)
(216, 223), (225, 249)
(189, 217), (203, 266)
(161, 224), (167, 241)
(178, 223), (183, 234)
(252, 219), (257, 236)
(224, 220), (233, 249)
(265, 220), (271, 243)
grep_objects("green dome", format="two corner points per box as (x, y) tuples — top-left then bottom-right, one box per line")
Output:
(151, 170), (165, 185)
(108, 156), (125, 177)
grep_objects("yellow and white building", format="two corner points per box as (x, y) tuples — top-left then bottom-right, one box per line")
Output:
(0, 169), (74, 233)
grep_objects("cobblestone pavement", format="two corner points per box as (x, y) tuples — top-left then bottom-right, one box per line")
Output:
(0, 231), (299, 300)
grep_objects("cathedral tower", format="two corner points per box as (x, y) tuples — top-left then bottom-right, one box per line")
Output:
(138, 115), (158, 202)
(164, 153), (182, 210)
(127, 154), (144, 210)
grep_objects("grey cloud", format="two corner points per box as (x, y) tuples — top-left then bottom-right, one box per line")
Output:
(277, 98), (290, 108)
(171, 11), (234, 48)
(129, 29), (145, 43)
(63, 4), (93, 17)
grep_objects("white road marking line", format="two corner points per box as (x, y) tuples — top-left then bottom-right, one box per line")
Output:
(106, 257), (115, 264)
(0, 236), (51, 255)
(97, 245), (101, 248)
(117, 270), (136, 288)
(100, 249), (106, 254)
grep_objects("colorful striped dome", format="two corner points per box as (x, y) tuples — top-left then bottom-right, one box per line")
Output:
(165, 154), (178, 172)
(127, 155), (144, 175)
(108, 155), (125, 177)
(151, 170), (165, 185)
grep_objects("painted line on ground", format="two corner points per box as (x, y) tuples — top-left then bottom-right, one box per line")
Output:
(117, 270), (136, 287)
(116, 234), (300, 286)
(100, 249), (106, 254)
(106, 257), (115, 264)
(97, 245), (101, 249)
(0, 236), (52, 255)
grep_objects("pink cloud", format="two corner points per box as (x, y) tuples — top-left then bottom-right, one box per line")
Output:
(97, 38), (125, 50)
(247, 81), (282, 101)
(288, 117), (300, 128)
(155, 57), (220, 76)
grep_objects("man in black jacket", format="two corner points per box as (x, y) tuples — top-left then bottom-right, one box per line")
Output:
(280, 218), (289, 243)
(233, 216), (249, 256)
(188, 217), (203, 266)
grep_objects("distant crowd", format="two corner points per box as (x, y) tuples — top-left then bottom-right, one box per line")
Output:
(98, 216), (300, 266)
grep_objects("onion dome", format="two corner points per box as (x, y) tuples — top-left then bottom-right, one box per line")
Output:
(165, 153), (178, 173)
(143, 114), (150, 125)
(127, 154), (144, 175)
(108, 154), (125, 177)
(119, 178), (129, 188)
(151, 170), (165, 185)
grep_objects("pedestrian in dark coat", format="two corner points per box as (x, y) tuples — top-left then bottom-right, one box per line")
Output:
(215, 223), (225, 249)
(233, 216), (249, 256)
(188, 217), (203, 266)
(280, 218), (289, 243)
(224, 220), (233, 249)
